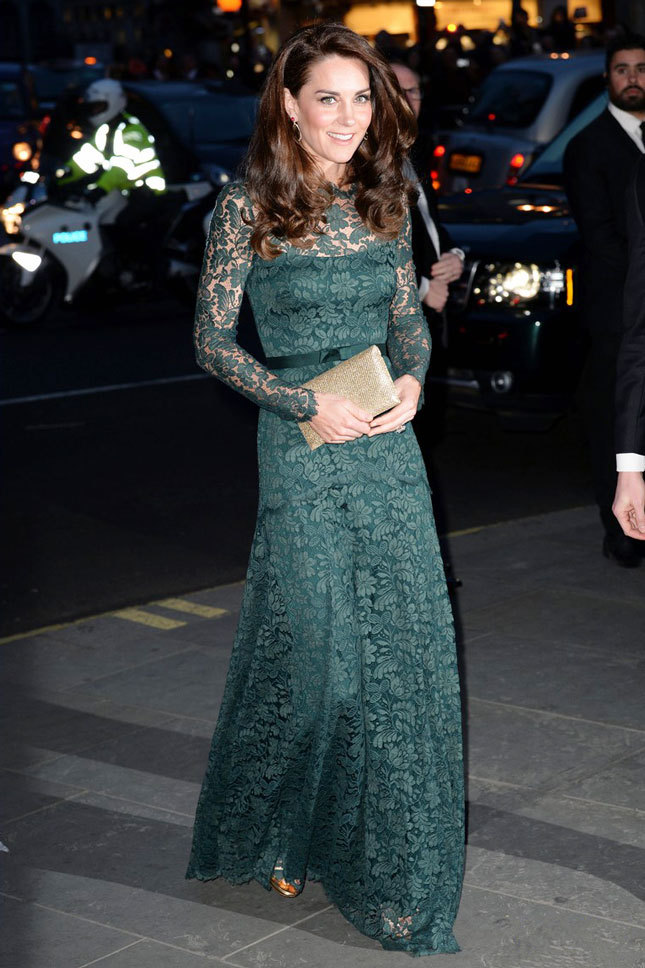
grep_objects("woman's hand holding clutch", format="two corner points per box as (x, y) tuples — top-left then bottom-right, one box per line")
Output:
(309, 392), (372, 444)
(368, 375), (421, 437)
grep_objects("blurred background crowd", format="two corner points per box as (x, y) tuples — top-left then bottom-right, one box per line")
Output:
(1, 1), (643, 137)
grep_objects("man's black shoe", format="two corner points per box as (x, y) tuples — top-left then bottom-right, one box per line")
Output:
(602, 532), (642, 568)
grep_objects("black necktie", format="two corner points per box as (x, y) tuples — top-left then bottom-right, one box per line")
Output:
(640, 121), (645, 149)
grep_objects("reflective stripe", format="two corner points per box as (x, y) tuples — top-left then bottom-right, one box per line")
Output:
(109, 156), (161, 181)
(71, 141), (103, 174)
(145, 175), (166, 191)
(113, 126), (154, 162)
(94, 123), (109, 152)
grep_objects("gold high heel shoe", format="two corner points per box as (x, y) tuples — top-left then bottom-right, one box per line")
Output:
(270, 861), (303, 898)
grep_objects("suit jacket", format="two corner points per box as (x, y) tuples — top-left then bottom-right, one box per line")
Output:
(563, 109), (642, 334)
(615, 155), (645, 456)
(409, 172), (455, 285)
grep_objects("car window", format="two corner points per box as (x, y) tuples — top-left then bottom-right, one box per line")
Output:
(521, 92), (607, 185)
(0, 80), (25, 119)
(567, 74), (605, 121)
(466, 70), (553, 128)
(157, 95), (257, 145)
(31, 66), (103, 102)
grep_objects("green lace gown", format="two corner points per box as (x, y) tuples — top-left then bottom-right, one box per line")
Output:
(186, 181), (465, 956)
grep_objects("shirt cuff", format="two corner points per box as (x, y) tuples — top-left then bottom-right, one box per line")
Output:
(419, 275), (430, 301)
(616, 453), (645, 472)
(450, 247), (465, 262)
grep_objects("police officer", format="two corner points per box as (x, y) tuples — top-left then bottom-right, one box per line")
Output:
(63, 78), (166, 195)
(62, 78), (170, 271)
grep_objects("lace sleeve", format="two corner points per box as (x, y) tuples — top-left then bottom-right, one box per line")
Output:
(194, 183), (319, 422)
(387, 209), (432, 396)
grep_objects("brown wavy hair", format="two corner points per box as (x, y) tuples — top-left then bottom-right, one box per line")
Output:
(242, 22), (417, 259)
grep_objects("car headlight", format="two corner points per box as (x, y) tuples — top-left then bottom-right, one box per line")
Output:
(475, 261), (566, 307)
(1, 201), (25, 235)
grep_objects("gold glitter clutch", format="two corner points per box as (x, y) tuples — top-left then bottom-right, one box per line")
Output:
(298, 345), (400, 451)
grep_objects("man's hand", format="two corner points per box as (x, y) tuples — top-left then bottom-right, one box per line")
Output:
(422, 278), (449, 312)
(613, 471), (645, 539)
(431, 251), (463, 283)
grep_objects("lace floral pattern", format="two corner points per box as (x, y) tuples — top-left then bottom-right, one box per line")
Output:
(187, 181), (465, 956)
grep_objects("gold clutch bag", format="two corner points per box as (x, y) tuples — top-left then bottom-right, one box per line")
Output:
(298, 345), (400, 451)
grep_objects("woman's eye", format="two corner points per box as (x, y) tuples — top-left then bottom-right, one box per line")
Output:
(356, 94), (371, 103)
(320, 96), (336, 104)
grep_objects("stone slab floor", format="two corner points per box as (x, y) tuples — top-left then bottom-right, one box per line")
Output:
(2, 506), (644, 968)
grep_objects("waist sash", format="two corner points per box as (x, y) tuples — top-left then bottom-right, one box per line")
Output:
(266, 342), (387, 370)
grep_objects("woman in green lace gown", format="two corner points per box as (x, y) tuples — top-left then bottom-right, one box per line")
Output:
(186, 24), (465, 956)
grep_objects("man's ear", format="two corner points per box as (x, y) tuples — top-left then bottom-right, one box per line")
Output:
(284, 87), (297, 120)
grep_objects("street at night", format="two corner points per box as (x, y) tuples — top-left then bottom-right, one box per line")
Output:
(3, 1), (645, 966)
(1, 298), (594, 637)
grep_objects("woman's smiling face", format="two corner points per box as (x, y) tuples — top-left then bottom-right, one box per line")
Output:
(284, 54), (372, 182)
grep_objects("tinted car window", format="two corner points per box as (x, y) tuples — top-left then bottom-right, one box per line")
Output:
(467, 70), (553, 128)
(157, 95), (257, 145)
(521, 92), (606, 185)
(0, 80), (25, 119)
(31, 65), (103, 102)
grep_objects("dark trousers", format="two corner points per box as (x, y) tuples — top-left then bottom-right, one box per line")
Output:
(579, 330), (624, 538)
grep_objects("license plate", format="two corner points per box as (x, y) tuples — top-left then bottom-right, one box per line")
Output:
(449, 153), (483, 174)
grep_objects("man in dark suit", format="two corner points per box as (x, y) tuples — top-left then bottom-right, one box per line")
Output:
(390, 61), (464, 321)
(613, 155), (645, 539)
(564, 35), (645, 566)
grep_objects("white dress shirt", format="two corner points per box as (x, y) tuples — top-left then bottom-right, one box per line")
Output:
(608, 103), (645, 471)
(403, 159), (463, 300)
(608, 101), (645, 154)
(617, 453), (645, 471)
(416, 184), (442, 302)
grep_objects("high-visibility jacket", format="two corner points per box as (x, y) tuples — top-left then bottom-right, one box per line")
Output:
(62, 111), (166, 194)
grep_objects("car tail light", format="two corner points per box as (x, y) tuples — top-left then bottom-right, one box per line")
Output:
(38, 114), (51, 137)
(506, 153), (528, 186)
(432, 146), (445, 190)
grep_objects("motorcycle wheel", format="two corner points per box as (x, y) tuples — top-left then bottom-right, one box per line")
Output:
(0, 256), (63, 327)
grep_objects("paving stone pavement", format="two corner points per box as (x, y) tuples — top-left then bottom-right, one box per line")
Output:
(2, 505), (645, 968)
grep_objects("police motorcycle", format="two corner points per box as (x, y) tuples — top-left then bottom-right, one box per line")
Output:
(0, 80), (224, 327)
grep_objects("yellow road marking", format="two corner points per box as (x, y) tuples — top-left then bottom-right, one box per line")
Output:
(112, 608), (186, 630)
(156, 598), (229, 619)
(0, 579), (246, 645)
(446, 526), (484, 538)
(0, 620), (76, 645)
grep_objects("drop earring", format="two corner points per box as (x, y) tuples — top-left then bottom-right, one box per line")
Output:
(291, 117), (302, 143)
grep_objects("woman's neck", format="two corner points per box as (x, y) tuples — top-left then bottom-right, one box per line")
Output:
(320, 161), (348, 189)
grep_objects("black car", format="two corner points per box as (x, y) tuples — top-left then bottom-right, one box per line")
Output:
(438, 93), (607, 429)
(123, 81), (257, 182)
